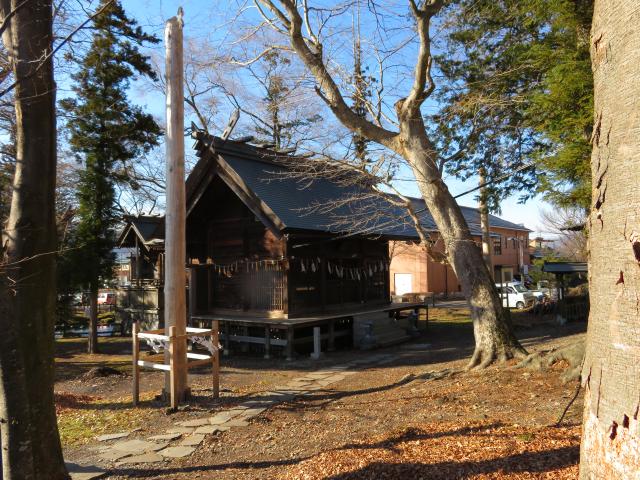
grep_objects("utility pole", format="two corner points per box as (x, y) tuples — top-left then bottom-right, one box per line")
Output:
(164, 7), (188, 402)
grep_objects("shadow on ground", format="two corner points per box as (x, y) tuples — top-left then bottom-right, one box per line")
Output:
(322, 447), (579, 480)
(108, 422), (578, 479)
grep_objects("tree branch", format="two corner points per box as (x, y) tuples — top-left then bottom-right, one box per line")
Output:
(257, 0), (399, 149)
(401, 0), (442, 115)
(0, 0), (31, 40)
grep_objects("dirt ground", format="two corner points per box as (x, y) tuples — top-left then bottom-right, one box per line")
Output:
(58, 308), (586, 479)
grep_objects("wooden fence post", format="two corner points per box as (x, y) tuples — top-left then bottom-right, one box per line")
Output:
(132, 322), (139, 406)
(212, 320), (220, 398)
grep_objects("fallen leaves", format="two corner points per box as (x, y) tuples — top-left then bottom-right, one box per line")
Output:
(281, 422), (580, 480)
(54, 391), (97, 414)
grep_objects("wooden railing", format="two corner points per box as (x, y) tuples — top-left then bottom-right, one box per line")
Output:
(132, 322), (220, 408)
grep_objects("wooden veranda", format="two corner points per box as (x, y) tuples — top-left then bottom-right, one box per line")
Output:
(190, 301), (429, 360)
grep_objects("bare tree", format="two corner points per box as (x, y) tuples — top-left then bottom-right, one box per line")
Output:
(0, 0), (68, 477)
(540, 206), (587, 261)
(251, 0), (525, 367)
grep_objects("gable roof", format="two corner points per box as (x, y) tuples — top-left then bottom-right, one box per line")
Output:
(118, 215), (165, 250)
(186, 134), (530, 240)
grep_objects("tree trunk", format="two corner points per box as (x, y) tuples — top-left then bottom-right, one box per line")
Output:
(87, 285), (99, 354)
(579, 0), (640, 476)
(404, 135), (526, 369)
(269, 0), (526, 368)
(0, 0), (68, 478)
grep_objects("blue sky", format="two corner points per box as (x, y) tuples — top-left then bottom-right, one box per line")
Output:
(119, 0), (551, 236)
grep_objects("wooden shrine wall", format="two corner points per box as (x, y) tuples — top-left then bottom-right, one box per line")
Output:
(287, 234), (390, 316)
(187, 176), (285, 314)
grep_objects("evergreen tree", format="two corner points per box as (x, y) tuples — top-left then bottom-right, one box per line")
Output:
(433, 0), (593, 211)
(61, 0), (161, 353)
(351, 2), (368, 164)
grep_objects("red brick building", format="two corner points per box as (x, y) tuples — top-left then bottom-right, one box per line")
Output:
(390, 207), (531, 296)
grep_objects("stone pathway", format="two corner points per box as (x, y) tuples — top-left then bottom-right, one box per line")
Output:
(66, 353), (394, 479)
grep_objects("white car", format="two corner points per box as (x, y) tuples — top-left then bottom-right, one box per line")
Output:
(495, 282), (535, 309)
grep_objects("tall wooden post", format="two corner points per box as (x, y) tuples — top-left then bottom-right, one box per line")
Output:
(164, 8), (188, 403)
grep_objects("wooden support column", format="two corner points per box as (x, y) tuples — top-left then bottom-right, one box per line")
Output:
(212, 320), (220, 398)
(163, 9), (188, 403)
(132, 322), (139, 405)
(285, 327), (294, 361)
(188, 267), (197, 325)
(135, 235), (141, 281)
(320, 254), (327, 313)
(424, 304), (429, 331)
(310, 326), (322, 360)
(264, 326), (271, 359)
(282, 241), (289, 316)
(241, 325), (249, 353)
(328, 319), (336, 352)
(223, 321), (230, 356)
(207, 267), (214, 312)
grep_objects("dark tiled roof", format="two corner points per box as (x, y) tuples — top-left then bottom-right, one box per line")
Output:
(188, 135), (531, 240)
(403, 199), (530, 234)
(222, 154), (433, 238)
(118, 215), (164, 248)
(542, 262), (588, 274)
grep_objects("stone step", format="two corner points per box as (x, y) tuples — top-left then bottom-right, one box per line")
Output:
(369, 321), (411, 334)
(353, 312), (417, 349)
(376, 331), (413, 348)
(358, 326), (412, 350)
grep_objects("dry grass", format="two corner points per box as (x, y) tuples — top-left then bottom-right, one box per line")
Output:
(429, 307), (472, 324)
(56, 391), (156, 446)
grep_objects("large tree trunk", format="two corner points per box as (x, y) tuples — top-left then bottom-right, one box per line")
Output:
(579, 0), (640, 476)
(420, 175), (523, 368)
(402, 126), (526, 369)
(0, 0), (68, 478)
(87, 285), (99, 354)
